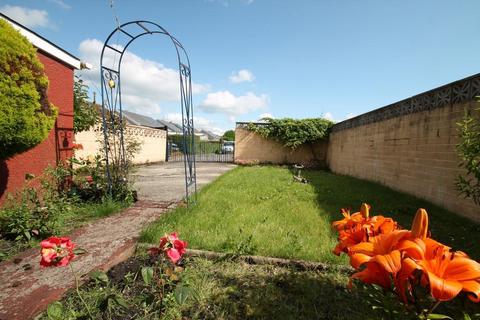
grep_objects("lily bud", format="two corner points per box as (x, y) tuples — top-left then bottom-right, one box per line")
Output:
(360, 203), (370, 219)
(411, 208), (429, 239)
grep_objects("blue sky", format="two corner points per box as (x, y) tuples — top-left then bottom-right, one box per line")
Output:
(2, 0), (480, 134)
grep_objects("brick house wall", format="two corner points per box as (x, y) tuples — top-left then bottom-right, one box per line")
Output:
(0, 51), (75, 204)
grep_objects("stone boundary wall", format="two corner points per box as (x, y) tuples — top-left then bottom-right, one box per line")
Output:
(234, 126), (328, 167)
(328, 73), (480, 222)
(234, 73), (480, 221)
(75, 124), (167, 165)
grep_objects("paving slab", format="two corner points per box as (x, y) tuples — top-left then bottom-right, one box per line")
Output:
(132, 162), (236, 202)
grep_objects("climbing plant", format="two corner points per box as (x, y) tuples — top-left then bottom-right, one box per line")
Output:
(0, 19), (58, 159)
(456, 105), (480, 205)
(73, 77), (97, 133)
(247, 117), (334, 149)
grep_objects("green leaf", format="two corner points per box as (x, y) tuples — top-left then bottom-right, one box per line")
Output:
(141, 267), (154, 285)
(463, 312), (472, 320)
(90, 270), (109, 284)
(46, 301), (63, 320)
(114, 295), (128, 308)
(174, 284), (193, 305)
(427, 314), (453, 320)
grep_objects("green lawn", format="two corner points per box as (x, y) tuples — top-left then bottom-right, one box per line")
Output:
(141, 166), (480, 263)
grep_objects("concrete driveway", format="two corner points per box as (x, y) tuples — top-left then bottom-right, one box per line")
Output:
(132, 162), (236, 202)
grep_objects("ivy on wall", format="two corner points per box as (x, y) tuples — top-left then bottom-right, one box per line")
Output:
(0, 19), (58, 159)
(247, 117), (334, 149)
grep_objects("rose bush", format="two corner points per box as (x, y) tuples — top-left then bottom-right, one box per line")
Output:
(149, 232), (187, 264)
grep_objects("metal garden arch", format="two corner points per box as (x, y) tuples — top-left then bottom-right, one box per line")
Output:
(100, 20), (196, 202)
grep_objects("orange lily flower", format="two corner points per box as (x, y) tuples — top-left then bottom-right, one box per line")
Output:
(414, 247), (480, 302)
(410, 208), (428, 239)
(351, 249), (403, 289)
(348, 229), (411, 269)
(332, 204), (400, 256)
(332, 204), (369, 231)
(333, 224), (368, 256)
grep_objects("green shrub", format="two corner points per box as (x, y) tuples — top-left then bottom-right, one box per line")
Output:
(456, 105), (480, 205)
(0, 186), (66, 241)
(73, 77), (97, 133)
(0, 19), (58, 159)
(246, 118), (334, 149)
(221, 129), (235, 141)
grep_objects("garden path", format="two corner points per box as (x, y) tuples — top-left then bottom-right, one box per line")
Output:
(0, 162), (236, 320)
(132, 161), (236, 202)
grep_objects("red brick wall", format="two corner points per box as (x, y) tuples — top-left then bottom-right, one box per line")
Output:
(0, 50), (75, 203)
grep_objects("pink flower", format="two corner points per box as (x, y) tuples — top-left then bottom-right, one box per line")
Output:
(149, 232), (187, 264)
(40, 237), (75, 267)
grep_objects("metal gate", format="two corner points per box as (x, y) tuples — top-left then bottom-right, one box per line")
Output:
(167, 140), (233, 163)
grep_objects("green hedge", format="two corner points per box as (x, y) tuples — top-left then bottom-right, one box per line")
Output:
(0, 19), (58, 159)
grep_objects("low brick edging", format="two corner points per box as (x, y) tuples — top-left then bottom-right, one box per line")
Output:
(0, 200), (177, 320)
(185, 248), (353, 273)
(135, 244), (353, 274)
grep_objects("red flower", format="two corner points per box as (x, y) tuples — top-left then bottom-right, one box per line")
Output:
(40, 236), (75, 267)
(149, 232), (187, 264)
(85, 175), (94, 184)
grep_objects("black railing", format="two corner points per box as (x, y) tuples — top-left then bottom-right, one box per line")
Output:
(167, 141), (233, 163)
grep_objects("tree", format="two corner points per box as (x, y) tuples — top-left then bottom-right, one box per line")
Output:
(222, 130), (235, 141)
(73, 77), (97, 133)
(456, 106), (480, 205)
(0, 19), (57, 159)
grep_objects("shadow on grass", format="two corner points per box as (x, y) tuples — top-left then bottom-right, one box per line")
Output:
(182, 264), (377, 320)
(181, 258), (480, 320)
(303, 169), (480, 260)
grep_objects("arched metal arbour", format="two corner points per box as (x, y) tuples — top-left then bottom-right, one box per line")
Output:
(100, 20), (197, 203)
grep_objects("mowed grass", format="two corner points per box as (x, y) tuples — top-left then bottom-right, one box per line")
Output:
(141, 166), (480, 263)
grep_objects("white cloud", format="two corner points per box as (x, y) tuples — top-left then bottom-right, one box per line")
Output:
(324, 112), (334, 121)
(0, 5), (50, 28)
(259, 113), (273, 119)
(199, 91), (269, 116)
(229, 69), (255, 83)
(48, 0), (71, 10)
(163, 113), (226, 136)
(77, 38), (209, 115)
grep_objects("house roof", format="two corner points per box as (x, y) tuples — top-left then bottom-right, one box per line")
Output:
(122, 110), (165, 128)
(156, 119), (183, 133)
(0, 13), (84, 69)
(198, 129), (221, 141)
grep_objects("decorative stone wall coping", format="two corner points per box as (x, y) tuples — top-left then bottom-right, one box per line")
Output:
(332, 73), (480, 132)
(92, 123), (167, 138)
